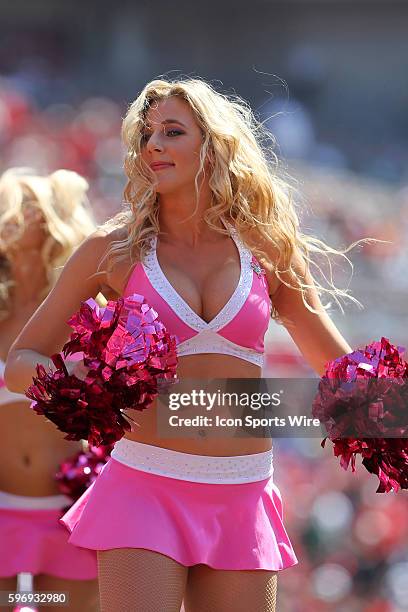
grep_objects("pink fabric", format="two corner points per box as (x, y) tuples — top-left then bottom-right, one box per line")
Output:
(0, 507), (97, 579)
(61, 458), (298, 571)
(123, 255), (270, 355)
(219, 257), (270, 352)
(124, 263), (196, 345)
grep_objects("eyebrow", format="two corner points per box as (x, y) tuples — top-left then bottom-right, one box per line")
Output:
(144, 119), (187, 130)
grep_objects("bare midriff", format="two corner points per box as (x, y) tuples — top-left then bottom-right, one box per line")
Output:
(0, 402), (83, 496)
(123, 353), (273, 456)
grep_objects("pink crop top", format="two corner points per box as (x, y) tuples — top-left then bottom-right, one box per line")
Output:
(123, 223), (272, 367)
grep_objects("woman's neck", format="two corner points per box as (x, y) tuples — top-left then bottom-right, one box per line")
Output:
(157, 185), (223, 246)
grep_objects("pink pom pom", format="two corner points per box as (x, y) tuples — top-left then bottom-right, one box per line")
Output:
(313, 337), (408, 493)
(26, 294), (178, 446)
(56, 444), (114, 506)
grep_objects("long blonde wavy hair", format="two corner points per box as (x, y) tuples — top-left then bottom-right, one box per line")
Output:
(0, 168), (96, 320)
(102, 77), (373, 323)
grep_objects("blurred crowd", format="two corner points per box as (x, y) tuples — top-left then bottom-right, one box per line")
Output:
(275, 439), (408, 611)
(0, 79), (125, 224)
(1, 79), (408, 611)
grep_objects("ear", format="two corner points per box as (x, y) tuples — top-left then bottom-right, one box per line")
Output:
(204, 143), (215, 169)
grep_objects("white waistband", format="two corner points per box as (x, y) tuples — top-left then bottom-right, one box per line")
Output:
(0, 490), (71, 510)
(111, 438), (274, 484)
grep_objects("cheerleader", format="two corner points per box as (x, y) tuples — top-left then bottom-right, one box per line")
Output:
(6, 79), (359, 611)
(0, 169), (99, 611)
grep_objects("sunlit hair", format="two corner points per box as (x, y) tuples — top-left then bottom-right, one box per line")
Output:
(0, 168), (96, 320)
(102, 76), (373, 323)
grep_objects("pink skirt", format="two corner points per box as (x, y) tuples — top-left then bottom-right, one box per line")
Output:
(0, 491), (98, 580)
(61, 440), (298, 571)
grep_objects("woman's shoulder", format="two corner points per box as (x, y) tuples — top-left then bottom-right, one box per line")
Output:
(242, 226), (297, 297)
(77, 225), (129, 263)
(240, 225), (280, 265)
(86, 224), (128, 245)
(84, 225), (133, 299)
(58, 225), (130, 301)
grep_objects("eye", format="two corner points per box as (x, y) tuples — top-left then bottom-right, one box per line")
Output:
(166, 129), (184, 137)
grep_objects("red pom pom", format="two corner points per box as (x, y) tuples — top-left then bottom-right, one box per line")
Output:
(313, 337), (408, 493)
(56, 443), (114, 504)
(26, 294), (178, 446)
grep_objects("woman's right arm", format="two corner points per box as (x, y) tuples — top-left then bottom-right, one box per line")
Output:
(5, 231), (111, 393)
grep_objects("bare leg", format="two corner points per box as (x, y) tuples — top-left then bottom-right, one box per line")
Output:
(0, 577), (17, 612)
(97, 549), (188, 612)
(184, 564), (278, 612)
(35, 574), (99, 612)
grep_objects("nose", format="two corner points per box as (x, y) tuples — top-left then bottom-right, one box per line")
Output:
(146, 132), (164, 154)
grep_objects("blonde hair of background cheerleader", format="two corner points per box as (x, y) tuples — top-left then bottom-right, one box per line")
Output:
(0, 168), (96, 320)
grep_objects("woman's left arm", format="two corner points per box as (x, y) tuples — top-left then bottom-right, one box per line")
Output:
(268, 250), (353, 377)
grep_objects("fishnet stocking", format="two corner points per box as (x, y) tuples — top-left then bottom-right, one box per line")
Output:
(184, 565), (278, 612)
(97, 548), (188, 612)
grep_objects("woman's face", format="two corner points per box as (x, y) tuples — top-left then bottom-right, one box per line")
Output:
(1, 198), (47, 252)
(140, 96), (208, 195)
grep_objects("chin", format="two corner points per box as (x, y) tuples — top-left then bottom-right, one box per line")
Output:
(155, 181), (184, 195)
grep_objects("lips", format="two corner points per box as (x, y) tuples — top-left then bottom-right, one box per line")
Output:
(150, 162), (174, 170)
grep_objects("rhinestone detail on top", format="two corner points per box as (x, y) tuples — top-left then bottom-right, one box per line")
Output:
(111, 438), (274, 484)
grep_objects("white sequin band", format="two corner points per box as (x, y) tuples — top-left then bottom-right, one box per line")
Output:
(0, 490), (71, 510)
(111, 438), (274, 484)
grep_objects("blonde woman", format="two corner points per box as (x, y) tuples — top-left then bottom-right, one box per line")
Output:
(0, 169), (99, 611)
(6, 79), (358, 612)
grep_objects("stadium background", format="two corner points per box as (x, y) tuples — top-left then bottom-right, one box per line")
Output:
(1, 1), (407, 610)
